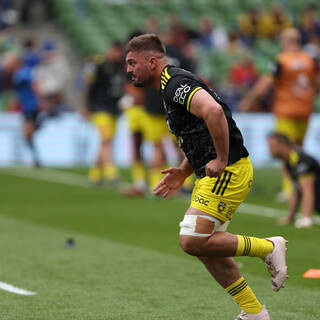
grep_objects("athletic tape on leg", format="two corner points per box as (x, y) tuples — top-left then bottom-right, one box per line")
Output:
(179, 215), (223, 237)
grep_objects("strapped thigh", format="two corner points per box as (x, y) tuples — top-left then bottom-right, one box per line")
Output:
(179, 214), (230, 237)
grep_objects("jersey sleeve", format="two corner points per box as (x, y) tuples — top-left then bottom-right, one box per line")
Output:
(293, 158), (316, 178)
(163, 76), (202, 112)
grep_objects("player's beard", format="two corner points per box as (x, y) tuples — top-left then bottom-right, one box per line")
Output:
(132, 68), (152, 88)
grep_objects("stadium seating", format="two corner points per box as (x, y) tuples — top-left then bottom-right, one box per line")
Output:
(51, 0), (319, 104)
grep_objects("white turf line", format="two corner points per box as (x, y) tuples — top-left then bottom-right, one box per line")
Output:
(1, 167), (320, 225)
(0, 282), (36, 296)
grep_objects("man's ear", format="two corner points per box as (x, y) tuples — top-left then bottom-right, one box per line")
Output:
(149, 56), (158, 70)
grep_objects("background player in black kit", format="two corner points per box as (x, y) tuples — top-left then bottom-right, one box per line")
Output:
(125, 33), (288, 320)
(268, 133), (320, 228)
(83, 42), (126, 184)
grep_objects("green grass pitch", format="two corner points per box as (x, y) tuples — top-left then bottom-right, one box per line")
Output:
(0, 167), (319, 319)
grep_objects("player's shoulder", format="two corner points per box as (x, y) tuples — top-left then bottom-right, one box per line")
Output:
(161, 65), (199, 91)
(291, 148), (318, 175)
(161, 66), (204, 111)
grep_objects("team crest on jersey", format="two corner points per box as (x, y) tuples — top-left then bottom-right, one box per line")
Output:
(173, 84), (191, 105)
(217, 201), (226, 213)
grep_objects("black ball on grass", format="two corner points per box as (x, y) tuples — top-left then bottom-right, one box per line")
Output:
(65, 238), (76, 248)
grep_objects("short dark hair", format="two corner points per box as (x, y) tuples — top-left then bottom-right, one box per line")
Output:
(268, 132), (291, 145)
(125, 33), (166, 56)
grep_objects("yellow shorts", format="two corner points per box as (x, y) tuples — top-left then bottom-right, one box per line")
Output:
(190, 157), (253, 222)
(124, 105), (148, 134)
(144, 114), (169, 143)
(276, 117), (309, 144)
(91, 112), (117, 140)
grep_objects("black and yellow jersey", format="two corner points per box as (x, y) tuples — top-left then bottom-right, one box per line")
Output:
(160, 65), (249, 178)
(145, 44), (195, 115)
(87, 60), (126, 115)
(286, 148), (320, 212)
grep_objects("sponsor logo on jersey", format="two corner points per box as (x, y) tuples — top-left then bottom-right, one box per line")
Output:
(193, 193), (209, 206)
(173, 83), (191, 105)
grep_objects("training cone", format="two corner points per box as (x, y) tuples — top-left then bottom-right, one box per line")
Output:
(302, 269), (320, 279)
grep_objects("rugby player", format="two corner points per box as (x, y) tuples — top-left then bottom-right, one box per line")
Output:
(268, 133), (320, 228)
(84, 42), (126, 184)
(240, 27), (320, 200)
(125, 34), (288, 320)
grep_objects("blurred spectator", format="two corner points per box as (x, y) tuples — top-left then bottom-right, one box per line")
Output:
(168, 14), (191, 49)
(228, 54), (258, 89)
(198, 16), (229, 51)
(260, 3), (292, 39)
(160, 29), (195, 72)
(0, 7), (8, 30)
(223, 54), (258, 111)
(82, 42), (126, 185)
(144, 16), (160, 34)
(21, 38), (41, 68)
(299, 3), (320, 45)
(238, 8), (264, 45)
(35, 39), (70, 100)
(12, 53), (41, 166)
(226, 30), (248, 56)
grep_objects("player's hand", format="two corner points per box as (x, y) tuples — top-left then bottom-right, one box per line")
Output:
(153, 167), (187, 198)
(205, 159), (227, 178)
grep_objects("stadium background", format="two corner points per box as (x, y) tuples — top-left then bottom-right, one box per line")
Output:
(0, 1), (319, 319)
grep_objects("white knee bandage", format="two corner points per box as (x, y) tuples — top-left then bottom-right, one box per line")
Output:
(179, 215), (230, 237)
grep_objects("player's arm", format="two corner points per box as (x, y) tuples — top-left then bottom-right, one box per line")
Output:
(239, 60), (281, 111)
(189, 89), (228, 177)
(82, 63), (98, 118)
(298, 174), (315, 219)
(81, 86), (92, 119)
(278, 189), (299, 225)
(239, 75), (274, 111)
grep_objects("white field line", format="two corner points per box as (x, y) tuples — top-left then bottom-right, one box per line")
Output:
(0, 282), (36, 296)
(1, 167), (90, 188)
(1, 168), (320, 225)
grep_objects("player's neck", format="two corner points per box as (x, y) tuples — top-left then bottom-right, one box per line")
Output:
(150, 58), (168, 90)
